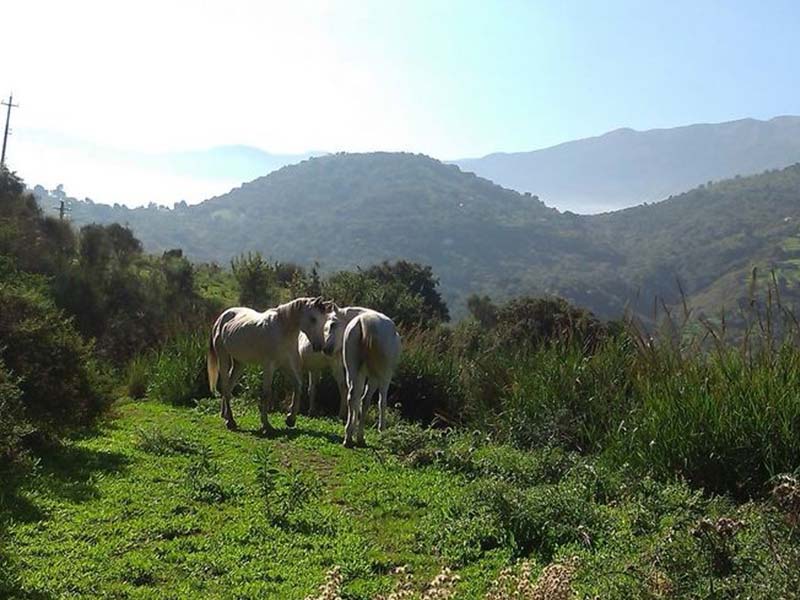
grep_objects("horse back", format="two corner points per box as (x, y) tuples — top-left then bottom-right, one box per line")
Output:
(213, 307), (289, 364)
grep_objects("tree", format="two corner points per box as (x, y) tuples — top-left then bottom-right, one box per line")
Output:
(231, 252), (276, 309)
(363, 261), (450, 323)
(466, 294), (497, 327)
(495, 296), (607, 351)
(79, 224), (113, 269)
(324, 269), (435, 329)
(105, 223), (142, 264)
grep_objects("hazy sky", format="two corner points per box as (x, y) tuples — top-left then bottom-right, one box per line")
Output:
(2, 0), (799, 206)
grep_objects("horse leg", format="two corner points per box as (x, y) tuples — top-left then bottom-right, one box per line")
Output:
(307, 371), (319, 416)
(229, 360), (245, 395)
(218, 352), (237, 430)
(344, 370), (367, 448)
(357, 381), (378, 447)
(376, 379), (391, 433)
(284, 358), (304, 428)
(334, 366), (348, 423)
(259, 362), (276, 435)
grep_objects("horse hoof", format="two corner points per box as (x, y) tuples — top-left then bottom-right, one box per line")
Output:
(259, 426), (276, 437)
(343, 438), (355, 449)
(226, 420), (238, 431)
(285, 414), (297, 428)
(356, 438), (367, 448)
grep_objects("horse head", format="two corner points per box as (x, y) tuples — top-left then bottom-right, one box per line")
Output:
(298, 297), (336, 352)
(322, 307), (347, 356)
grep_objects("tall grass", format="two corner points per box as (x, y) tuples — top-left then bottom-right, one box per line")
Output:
(610, 339), (800, 495)
(393, 328), (467, 424)
(146, 332), (208, 406)
(395, 277), (800, 497)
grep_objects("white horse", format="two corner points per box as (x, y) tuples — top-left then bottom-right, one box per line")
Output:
(207, 296), (330, 434)
(296, 306), (371, 420)
(323, 309), (402, 447)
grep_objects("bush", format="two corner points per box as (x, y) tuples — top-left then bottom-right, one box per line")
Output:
(480, 340), (634, 452)
(147, 332), (208, 406)
(0, 358), (28, 465)
(0, 277), (111, 438)
(421, 474), (606, 566)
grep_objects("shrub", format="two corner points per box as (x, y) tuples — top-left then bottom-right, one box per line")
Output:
(379, 421), (447, 466)
(0, 277), (111, 438)
(231, 252), (278, 310)
(0, 357), (28, 465)
(484, 340), (634, 452)
(422, 468), (609, 566)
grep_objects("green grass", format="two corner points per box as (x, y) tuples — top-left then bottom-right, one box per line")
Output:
(0, 401), (493, 599)
(2, 400), (799, 599)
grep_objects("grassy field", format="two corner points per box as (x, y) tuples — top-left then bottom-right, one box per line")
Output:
(0, 400), (502, 599)
(2, 398), (799, 599)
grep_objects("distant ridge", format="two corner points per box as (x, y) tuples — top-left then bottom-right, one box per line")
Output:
(454, 115), (800, 213)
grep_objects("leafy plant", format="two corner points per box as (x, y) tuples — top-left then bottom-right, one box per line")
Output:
(185, 448), (228, 503)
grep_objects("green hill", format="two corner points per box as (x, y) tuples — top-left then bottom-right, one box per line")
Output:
(40, 154), (800, 320)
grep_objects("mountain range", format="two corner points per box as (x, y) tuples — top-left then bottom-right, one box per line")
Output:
(454, 116), (800, 213)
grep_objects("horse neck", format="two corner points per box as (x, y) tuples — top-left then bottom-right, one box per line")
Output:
(275, 298), (305, 332)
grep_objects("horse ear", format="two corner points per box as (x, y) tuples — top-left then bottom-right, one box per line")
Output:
(322, 300), (338, 312)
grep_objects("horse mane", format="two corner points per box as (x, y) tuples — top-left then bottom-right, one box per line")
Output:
(275, 298), (306, 328)
(275, 297), (327, 329)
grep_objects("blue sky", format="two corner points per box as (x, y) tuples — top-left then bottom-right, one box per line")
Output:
(2, 0), (798, 206)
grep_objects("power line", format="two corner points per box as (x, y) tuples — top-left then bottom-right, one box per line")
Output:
(1, 93), (19, 167)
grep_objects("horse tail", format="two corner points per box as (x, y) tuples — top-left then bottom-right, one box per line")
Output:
(207, 328), (220, 395)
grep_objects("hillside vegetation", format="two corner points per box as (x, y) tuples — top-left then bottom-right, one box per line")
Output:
(46, 153), (800, 320)
(4, 166), (800, 597)
(455, 115), (800, 213)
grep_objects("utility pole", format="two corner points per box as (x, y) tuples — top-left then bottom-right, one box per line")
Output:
(1, 93), (19, 167)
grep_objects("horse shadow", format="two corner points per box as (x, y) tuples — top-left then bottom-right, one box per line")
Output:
(1, 440), (129, 520)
